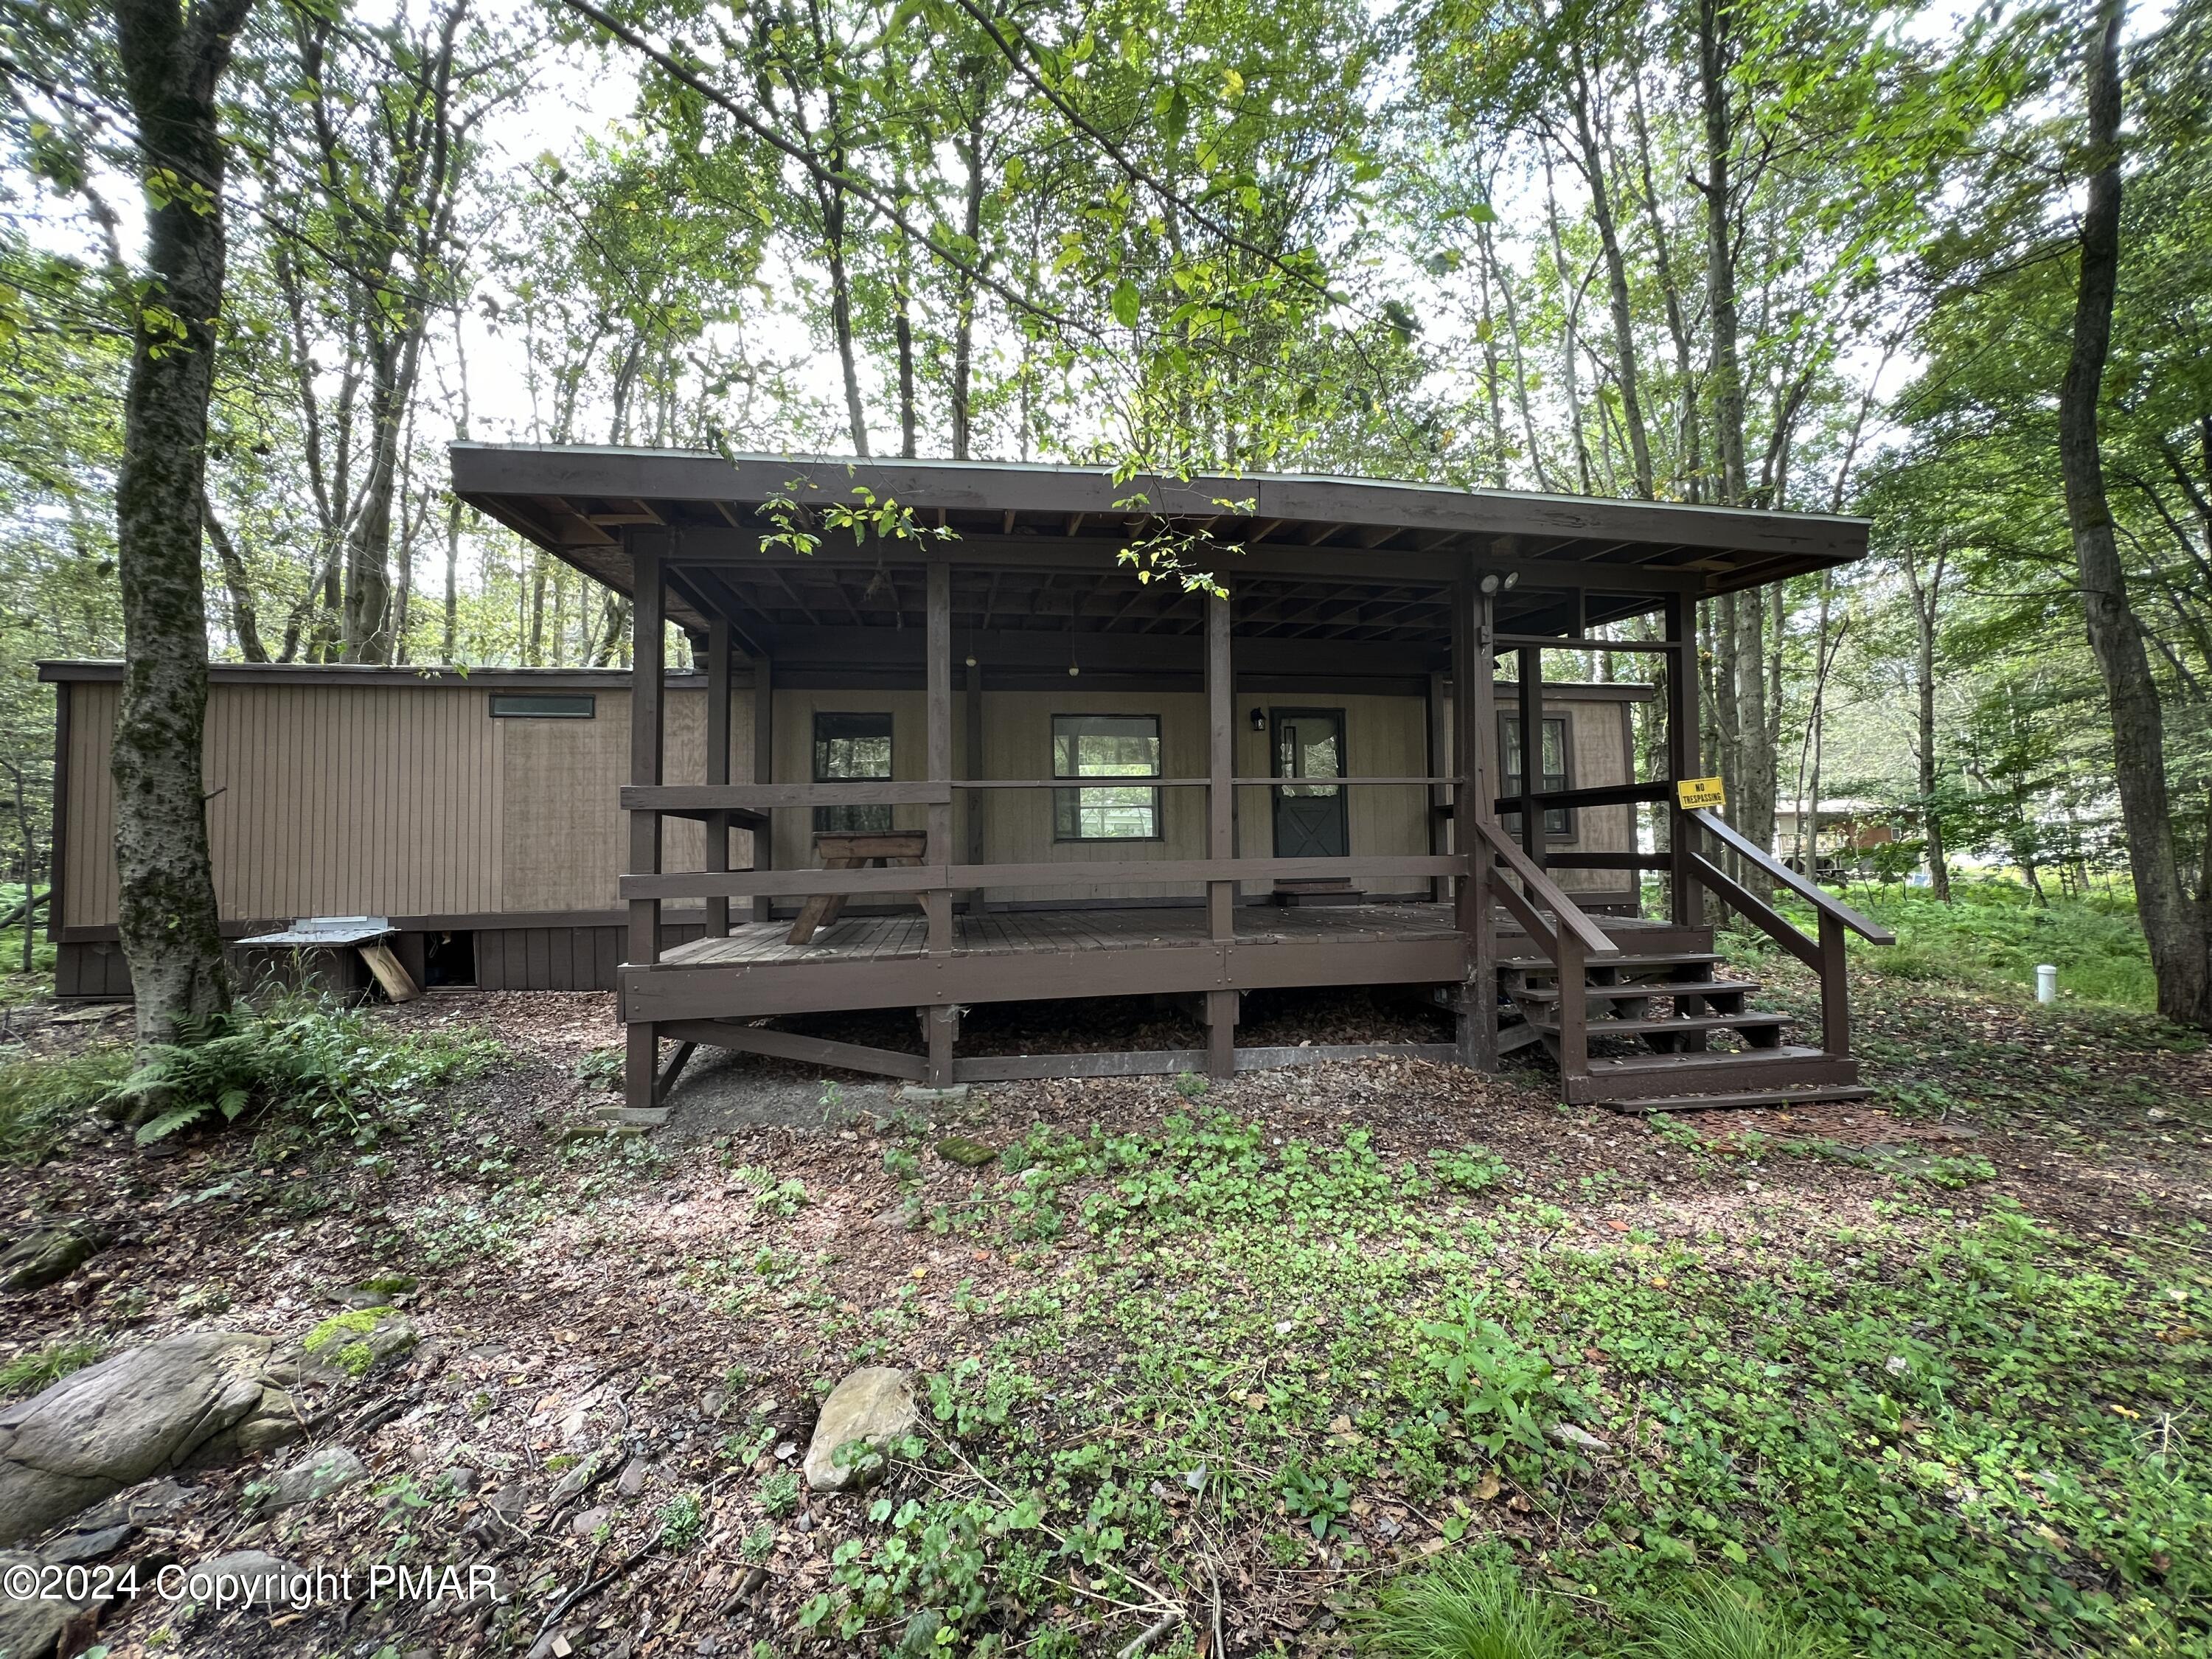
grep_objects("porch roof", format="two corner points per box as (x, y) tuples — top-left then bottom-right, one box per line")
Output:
(450, 444), (1868, 651)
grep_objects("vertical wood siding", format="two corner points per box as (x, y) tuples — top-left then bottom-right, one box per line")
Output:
(56, 677), (1640, 935)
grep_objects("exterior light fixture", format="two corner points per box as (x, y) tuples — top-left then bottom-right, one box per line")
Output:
(1250, 706), (1267, 733)
(1478, 570), (1519, 595)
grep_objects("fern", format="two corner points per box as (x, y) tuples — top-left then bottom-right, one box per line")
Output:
(111, 986), (502, 1146)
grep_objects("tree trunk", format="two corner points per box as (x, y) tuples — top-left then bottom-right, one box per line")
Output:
(2060, 0), (2212, 1029)
(201, 489), (268, 662)
(1697, 0), (1747, 509)
(894, 277), (918, 459)
(950, 108), (985, 461)
(108, 0), (252, 1074)
(1902, 543), (1953, 902)
(1567, 41), (1654, 499)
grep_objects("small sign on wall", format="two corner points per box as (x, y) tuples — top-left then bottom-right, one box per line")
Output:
(1675, 776), (1727, 810)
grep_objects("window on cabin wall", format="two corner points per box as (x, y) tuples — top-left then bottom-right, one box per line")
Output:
(1498, 712), (1575, 839)
(489, 693), (596, 718)
(1052, 714), (1162, 841)
(813, 712), (894, 832)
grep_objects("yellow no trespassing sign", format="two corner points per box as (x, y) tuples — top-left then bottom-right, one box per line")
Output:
(1676, 776), (1727, 810)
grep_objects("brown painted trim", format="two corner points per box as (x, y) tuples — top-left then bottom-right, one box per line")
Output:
(659, 1018), (928, 1081)
(47, 678), (68, 943)
(619, 934), (1470, 1023)
(35, 660), (717, 690)
(619, 854), (1464, 902)
(450, 444), (1871, 560)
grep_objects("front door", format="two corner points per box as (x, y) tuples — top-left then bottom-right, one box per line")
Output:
(1270, 709), (1349, 858)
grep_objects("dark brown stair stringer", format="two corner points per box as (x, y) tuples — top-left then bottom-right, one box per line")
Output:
(1499, 946), (1866, 1112)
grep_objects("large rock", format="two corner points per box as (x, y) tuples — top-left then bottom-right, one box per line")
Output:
(802, 1368), (917, 1493)
(296, 1308), (419, 1382)
(254, 1445), (366, 1511)
(0, 1222), (108, 1293)
(0, 1548), (91, 1659)
(0, 1331), (272, 1545)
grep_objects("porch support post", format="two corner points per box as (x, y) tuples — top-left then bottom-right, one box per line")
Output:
(1453, 577), (1498, 1070)
(1206, 591), (1234, 942)
(1425, 669), (1449, 905)
(625, 539), (667, 1113)
(922, 559), (957, 1084)
(926, 560), (953, 955)
(1663, 591), (1703, 928)
(1205, 989), (1237, 1079)
(1516, 644), (1543, 865)
(703, 615), (732, 942)
(964, 658), (985, 912)
(750, 654), (774, 924)
(925, 1003), (959, 1089)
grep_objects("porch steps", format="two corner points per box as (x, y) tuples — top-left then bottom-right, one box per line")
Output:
(1500, 949), (1864, 1113)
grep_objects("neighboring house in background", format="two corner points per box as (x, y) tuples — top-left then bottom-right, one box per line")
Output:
(1774, 798), (1911, 880)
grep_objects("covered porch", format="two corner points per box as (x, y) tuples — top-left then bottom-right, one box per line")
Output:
(451, 446), (1891, 1112)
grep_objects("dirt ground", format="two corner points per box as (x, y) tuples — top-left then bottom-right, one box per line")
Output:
(3, 970), (2209, 1659)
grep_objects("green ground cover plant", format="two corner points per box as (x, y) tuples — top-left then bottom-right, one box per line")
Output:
(0, 987), (502, 1158)
(785, 1112), (2208, 1658)
(1767, 878), (2158, 1010)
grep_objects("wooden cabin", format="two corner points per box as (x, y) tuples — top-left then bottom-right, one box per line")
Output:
(50, 446), (1896, 1113)
(39, 665), (1651, 993)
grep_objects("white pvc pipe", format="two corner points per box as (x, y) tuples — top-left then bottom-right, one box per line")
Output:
(2036, 963), (2059, 1004)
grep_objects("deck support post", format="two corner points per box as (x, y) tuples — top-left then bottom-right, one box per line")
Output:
(924, 1004), (959, 1088)
(626, 1020), (658, 1113)
(1453, 577), (1498, 1070)
(704, 616), (732, 941)
(751, 654), (774, 924)
(926, 560), (953, 954)
(1206, 591), (1234, 941)
(1205, 989), (1237, 1079)
(1663, 591), (1703, 928)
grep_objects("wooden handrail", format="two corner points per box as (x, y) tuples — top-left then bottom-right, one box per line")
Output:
(623, 782), (948, 813)
(1492, 779), (1672, 815)
(1686, 850), (1820, 970)
(1684, 809), (1896, 945)
(621, 853), (1466, 902)
(1470, 819), (1621, 960)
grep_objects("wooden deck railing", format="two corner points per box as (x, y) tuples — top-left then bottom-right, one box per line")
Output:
(1468, 817), (1620, 1090)
(1680, 807), (1894, 1055)
(619, 773), (1470, 965)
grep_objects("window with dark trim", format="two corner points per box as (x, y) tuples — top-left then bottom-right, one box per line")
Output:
(1498, 712), (1574, 839)
(490, 692), (596, 719)
(813, 712), (894, 832)
(1052, 714), (1162, 841)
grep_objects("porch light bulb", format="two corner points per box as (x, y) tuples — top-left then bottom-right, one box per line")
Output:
(965, 655), (977, 667)
(1068, 664), (1080, 676)
(1478, 571), (1503, 596)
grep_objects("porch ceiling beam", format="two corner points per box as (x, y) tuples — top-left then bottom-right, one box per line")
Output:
(667, 565), (777, 660)
(601, 528), (1712, 594)
(775, 624), (1446, 677)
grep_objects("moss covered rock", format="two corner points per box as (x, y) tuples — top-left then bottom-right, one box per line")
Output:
(299, 1308), (418, 1380)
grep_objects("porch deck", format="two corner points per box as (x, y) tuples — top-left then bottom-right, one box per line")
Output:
(620, 902), (1711, 1026)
